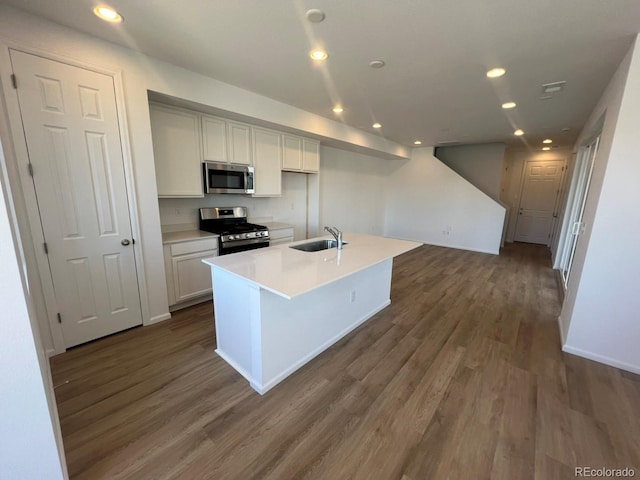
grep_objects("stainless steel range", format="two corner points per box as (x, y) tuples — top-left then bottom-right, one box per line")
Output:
(199, 207), (270, 255)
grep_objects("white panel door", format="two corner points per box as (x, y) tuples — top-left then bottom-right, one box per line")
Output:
(514, 160), (564, 245)
(11, 50), (142, 347)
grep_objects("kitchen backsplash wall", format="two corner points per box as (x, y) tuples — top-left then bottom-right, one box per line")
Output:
(159, 172), (308, 240)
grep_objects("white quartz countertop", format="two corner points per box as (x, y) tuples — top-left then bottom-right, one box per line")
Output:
(202, 233), (421, 299)
(162, 230), (218, 244)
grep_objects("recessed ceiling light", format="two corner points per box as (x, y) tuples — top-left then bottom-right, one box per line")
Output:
(332, 106), (344, 113)
(486, 67), (506, 78)
(502, 102), (516, 109)
(542, 147), (551, 151)
(306, 9), (325, 23)
(514, 129), (524, 136)
(414, 140), (422, 145)
(369, 60), (386, 69)
(543, 139), (553, 144)
(372, 123), (382, 129)
(93, 5), (123, 22)
(309, 50), (328, 61)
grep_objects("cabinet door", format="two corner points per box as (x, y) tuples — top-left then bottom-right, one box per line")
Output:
(252, 127), (282, 196)
(202, 115), (228, 162)
(302, 139), (320, 173)
(150, 104), (203, 197)
(282, 135), (302, 171)
(228, 121), (252, 165)
(171, 251), (216, 303)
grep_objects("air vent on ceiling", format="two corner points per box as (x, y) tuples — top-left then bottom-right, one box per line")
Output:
(541, 81), (566, 94)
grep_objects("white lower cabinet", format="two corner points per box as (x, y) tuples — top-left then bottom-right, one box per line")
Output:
(164, 237), (218, 309)
(269, 226), (295, 246)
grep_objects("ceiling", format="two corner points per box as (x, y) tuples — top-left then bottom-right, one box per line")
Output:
(4, 0), (640, 150)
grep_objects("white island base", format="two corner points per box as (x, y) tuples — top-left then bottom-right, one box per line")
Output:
(204, 233), (420, 394)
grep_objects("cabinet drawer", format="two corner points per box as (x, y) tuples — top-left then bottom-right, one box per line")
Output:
(170, 238), (218, 256)
(269, 227), (294, 241)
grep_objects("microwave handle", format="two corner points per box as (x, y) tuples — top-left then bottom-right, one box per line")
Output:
(203, 163), (209, 193)
(246, 167), (255, 192)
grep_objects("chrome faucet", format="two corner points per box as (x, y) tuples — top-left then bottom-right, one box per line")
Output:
(324, 226), (344, 250)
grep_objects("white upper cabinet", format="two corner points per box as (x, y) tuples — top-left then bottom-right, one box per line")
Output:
(201, 115), (227, 163)
(302, 139), (320, 173)
(282, 134), (303, 171)
(150, 102), (319, 198)
(202, 115), (252, 165)
(252, 127), (282, 197)
(149, 103), (203, 197)
(227, 121), (252, 165)
(282, 135), (319, 173)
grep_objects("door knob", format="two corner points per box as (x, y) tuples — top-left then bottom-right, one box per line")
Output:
(121, 239), (131, 246)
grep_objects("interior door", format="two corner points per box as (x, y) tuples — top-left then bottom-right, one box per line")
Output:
(514, 159), (564, 245)
(11, 50), (142, 347)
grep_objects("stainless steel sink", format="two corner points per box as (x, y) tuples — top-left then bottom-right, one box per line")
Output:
(289, 239), (347, 252)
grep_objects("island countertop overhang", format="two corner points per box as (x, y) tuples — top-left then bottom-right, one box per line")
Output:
(202, 233), (421, 300)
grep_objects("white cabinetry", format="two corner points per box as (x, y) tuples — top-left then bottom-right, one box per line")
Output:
(302, 139), (320, 173)
(164, 237), (218, 308)
(282, 135), (320, 173)
(201, 115), (227, 163)
(227, 121), (252, 165)
(202, 115), (252, 166)
(252, 127), (282, 197)
(269, 226), (295, 246)
(150, 102), (319, 198)
(150, 103), (203, 197)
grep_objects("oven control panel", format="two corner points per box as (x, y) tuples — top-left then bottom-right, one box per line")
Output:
(222, 231), (270, 242)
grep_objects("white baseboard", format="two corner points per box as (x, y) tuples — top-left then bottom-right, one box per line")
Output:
(215, 348), (257, 387)
(146, 312), (171, 326)
(557, 315), (567, 345)
(562, 344), (640, 375)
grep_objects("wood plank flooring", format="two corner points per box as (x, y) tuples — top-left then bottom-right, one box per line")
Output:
(50, 243), (640, 479)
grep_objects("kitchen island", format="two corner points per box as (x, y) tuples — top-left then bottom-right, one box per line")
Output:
(202, 233), (421, 394)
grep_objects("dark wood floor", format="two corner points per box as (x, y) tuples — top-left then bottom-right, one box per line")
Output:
(50, 243), (640, 479)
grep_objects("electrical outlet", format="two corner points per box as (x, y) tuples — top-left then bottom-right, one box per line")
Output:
(350, 290), (356, 303)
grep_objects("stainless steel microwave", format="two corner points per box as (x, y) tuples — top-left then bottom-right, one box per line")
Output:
(203, 162), (254, 194)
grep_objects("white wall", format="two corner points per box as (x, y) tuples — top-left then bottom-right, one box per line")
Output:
(319, 146), (505, 254)
(435, 143), (506, 201)
(160, 172), (309, 240)
(384, 148), (505, 254)
(319, 146), (392, 235)
(560, 36), (640, 373)
(0, 145), (66, 479)
(0, 6), (408, 352)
